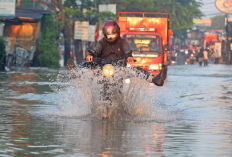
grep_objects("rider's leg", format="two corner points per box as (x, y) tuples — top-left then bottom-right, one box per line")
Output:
(150, 66), (167, 86)
(134, 66), (167, 86)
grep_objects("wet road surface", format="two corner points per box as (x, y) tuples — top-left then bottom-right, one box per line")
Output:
(0, 64), (232, 157)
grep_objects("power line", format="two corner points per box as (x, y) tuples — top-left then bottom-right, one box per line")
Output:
(204, 2), (214, 5)
(204, 12), (225, 14)
(203, 11), (222, 13)
(204, 13), (225, 16)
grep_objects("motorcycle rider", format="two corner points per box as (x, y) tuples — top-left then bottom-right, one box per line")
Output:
(86, 20), (166, 86)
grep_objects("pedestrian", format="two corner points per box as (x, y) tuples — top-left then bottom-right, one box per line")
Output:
(197, 48), (204, 67)
(195, 48), (199, 64)
(214, 47), (220, 64)
(203, 48), (208, 66)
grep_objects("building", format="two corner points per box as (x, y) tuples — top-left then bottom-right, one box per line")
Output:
(186, 19), (212, 46)
(0, 7), (51, 69)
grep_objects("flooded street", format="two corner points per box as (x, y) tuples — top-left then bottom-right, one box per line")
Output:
(0, 64), (232, 157)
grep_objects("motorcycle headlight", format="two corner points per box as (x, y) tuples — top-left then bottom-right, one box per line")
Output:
(103, 64), (114, 77)
(124, 79), (130, 84)
(126, 64), (131, 68)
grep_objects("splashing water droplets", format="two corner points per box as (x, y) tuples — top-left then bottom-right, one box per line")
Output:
(48, 64), (182, 122)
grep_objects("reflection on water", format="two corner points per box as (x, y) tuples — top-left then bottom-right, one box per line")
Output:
(8, 73), (37, 82)
(8, 85), (36, 94)
(0, 65), (232, 156)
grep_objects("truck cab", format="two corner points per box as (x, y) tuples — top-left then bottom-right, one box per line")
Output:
(118, 12), (173, 75)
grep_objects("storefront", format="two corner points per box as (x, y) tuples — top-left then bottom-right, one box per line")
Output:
(0, 7), (51, 68)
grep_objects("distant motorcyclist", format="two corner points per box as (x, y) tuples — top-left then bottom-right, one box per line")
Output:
(170, 49), (176, 65)
(86, 20), (166, 86)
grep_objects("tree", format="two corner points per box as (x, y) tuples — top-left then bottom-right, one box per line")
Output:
(27, 0), (203, 64)
(28, 0), (101, 65)
(63, 0), (114, 64)
(173, 28), (193, 42)
(38, 14), (61, 68)
(206, 15), (225, 31)
(0, 36), (6, 64)
(98, 11), (117, 22)
(111, 0), (203, 41)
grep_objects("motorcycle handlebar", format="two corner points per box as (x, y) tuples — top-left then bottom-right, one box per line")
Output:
(93, 58), (125, 65)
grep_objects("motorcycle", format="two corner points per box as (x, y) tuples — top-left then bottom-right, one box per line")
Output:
(67, 50), (133, 120)
(190, 50), (196, 65)
(169, 49), (178, 65)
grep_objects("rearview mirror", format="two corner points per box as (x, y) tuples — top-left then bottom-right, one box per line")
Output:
(163, 44), (168, 51)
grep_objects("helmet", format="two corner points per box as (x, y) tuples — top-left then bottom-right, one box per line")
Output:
(102, 20), (120, 44)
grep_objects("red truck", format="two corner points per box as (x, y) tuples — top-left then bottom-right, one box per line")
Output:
(118, 12), (173, 75)
(204, 33), (218, 43)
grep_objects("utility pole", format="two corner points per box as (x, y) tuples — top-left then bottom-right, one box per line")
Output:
(226, 14), (231, 65)
(96, 0), (101, 46)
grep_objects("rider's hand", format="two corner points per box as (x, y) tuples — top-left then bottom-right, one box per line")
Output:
(127, 57), (134, 62)
(86, 55), (93, 62)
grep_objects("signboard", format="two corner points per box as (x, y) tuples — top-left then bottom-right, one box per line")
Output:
(74, 21), (89, 41)
(88, 25), (95, 42)
(0, 0), (15, 16)
(99, 4), (116, 14)
(96, 21), (105, 41)
(0, 24), (3, 36)
(215, 0), (232, 14)
(193, 19), (212, 27)
(203, 19), (212, 26)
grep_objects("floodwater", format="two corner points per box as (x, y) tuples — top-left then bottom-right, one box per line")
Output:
(0, 64), (232, 157)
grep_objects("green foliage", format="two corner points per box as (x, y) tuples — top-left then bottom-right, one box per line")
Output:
(64, 0), (117, 23)
(111, 0), (203, 32)
(99, 11), (117, 22)
(21, 0), (33, 8)
(110, 0), (203, 41)
(61, 0), (203, 43)
(38, 14), (61, 68)
(28, 0), (203, 61)
(206, 15), (225, 31)
(64, 7), (83, 16)
(114, 0), (157, 13)
(0, 36), (6, 64)
(173, 28), (190, 42)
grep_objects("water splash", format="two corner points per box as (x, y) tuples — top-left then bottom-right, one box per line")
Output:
(47, 65), (182, 122)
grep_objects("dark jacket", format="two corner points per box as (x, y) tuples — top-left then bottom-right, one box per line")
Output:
(94, 37), (132, 60)
(198, 49), (204, 58)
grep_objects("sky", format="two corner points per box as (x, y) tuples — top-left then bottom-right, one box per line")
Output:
(199, 0), (225, 19)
